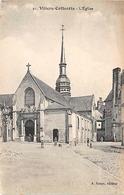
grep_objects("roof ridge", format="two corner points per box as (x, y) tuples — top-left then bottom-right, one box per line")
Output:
(71, 95), (94, 98)
(30, 73), (46, 97)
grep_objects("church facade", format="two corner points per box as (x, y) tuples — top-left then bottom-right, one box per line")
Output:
(0, 26), (95, 144)
(0, 68), (93, 144)
(11, 68), (91, 144)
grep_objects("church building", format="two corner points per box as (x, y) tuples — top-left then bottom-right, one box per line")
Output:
(0, 26), (96, 144)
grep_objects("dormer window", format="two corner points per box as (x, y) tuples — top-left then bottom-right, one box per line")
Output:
(25, 87), (35, 106)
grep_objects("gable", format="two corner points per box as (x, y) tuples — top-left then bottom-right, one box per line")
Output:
(14, 71), (45, 109)
(15, 71), (41, 95)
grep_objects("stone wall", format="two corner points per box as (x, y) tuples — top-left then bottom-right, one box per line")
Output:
(69, 112), (92, 145)
(44, 110), (66, 142)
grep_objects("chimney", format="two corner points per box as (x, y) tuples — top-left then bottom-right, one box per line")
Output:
(112, 67), (121, 105)
(97, 97), (103, 110)
(121, 69), (124, 85)
(121, 69), (124, 145)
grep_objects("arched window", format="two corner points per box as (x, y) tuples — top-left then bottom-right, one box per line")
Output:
(25, 88), (35, 106)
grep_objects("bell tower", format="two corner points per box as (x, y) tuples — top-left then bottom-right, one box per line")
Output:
(56, 25), (71, 96)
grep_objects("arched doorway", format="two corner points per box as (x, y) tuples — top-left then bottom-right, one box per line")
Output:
(25, 120), (34, 142)
(53, 129), (59, 142)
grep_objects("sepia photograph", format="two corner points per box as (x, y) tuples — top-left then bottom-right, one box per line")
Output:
(0, 0), (124, 195)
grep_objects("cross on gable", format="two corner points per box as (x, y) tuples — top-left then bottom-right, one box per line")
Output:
(26, 62), (31, 72)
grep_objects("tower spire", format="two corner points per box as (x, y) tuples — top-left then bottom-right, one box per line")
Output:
(64, 48), (66, 64)
(55, 25), (71, 97)
(60, 25), (66, 64)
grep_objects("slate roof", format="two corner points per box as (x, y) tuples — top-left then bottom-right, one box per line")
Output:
(104, 90), (112, 102)
(46, 102), (69, 110)
(31, 73), (70, 108)
(32, 73), (94, 112)
(0, 94), (13, 107)
(30, 73), (94, 112)
(68, 95), (94, 112)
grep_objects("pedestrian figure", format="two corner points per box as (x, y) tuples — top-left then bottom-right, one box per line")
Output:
(41, 135), (44, 148)
(54, 137), (57, 146)
(100, 136), (104, 142)
(73, 138), (77, 146)
(29, 134), (32, 142)
(90, 139), (93, 148)
(87, 138), (89, 146)
(58, 143), (62, 147)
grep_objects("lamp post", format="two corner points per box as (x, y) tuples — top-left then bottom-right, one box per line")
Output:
(11, 127), (15, 141)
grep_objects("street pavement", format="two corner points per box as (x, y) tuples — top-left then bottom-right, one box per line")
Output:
(0, 142), (123, 195)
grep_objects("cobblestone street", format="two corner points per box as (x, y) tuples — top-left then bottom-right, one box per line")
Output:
(74, 142), (124, 181)
(0, 142), (123, 195)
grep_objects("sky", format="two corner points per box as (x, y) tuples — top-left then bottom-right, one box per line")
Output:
(0, 0), (124, 101)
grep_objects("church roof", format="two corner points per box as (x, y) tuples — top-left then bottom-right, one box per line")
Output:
(46, 102), (69, 110)
(0, 94), (13, 107)
(0, 71), (95, 114)
(31, 73), (70, 108)
(68, 95), (94, 112)
(104, 90), (112, 102)
(26, 72), (94, 112)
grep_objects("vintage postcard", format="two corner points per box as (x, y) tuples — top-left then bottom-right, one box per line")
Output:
(0, 0), (124, 195)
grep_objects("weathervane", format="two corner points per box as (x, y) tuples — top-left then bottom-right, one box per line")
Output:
(61, 24), (65, 31)
(26, 62), (31, 72)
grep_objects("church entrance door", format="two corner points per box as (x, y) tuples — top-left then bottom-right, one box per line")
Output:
(25, 120), (34, 142)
